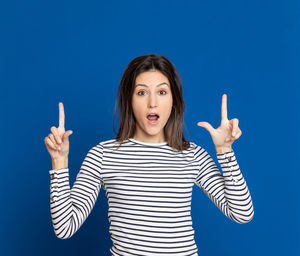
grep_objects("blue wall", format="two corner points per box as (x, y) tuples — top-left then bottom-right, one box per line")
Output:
(1, 0), (299, 255)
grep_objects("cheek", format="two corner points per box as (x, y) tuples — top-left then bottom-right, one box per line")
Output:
(159, 99), (173, 119)
(132, 98), (144, 117)
(161, 95), (173, 109)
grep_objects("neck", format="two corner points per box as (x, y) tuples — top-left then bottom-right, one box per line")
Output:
(132, 134), (166, 144)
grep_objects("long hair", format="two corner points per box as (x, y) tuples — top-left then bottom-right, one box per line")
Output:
(112, 54), (190, 151)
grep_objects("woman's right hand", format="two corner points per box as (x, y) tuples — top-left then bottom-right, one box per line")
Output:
(44, 102), (73, 160)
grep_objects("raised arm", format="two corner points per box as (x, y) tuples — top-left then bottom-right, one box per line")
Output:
(49, 144), (104, 239)
(194, 145), (254, 224)
(45, 102), (104, 239)
(196, 94), (254, 223)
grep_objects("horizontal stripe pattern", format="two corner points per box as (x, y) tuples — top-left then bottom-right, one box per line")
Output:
(49, 138), (254, 255)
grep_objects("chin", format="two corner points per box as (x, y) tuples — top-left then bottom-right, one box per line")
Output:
(143, 126), (163, 135)
(137, 118), (165, 136)
(145, 129), (162, 136)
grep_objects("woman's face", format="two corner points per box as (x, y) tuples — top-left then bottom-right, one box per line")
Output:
(131, 69), (173, 143)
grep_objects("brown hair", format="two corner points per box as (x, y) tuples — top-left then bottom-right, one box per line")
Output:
(112, 54), (190, 151)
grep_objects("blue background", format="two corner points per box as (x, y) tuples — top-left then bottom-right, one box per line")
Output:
(1, 0), (299, 255)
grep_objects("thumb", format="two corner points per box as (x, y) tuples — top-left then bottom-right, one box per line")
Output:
(63, 130), (73, 141)
(197, 122), (214, 134)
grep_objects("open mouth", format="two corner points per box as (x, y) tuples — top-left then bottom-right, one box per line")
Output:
(147, 114), (160, 121)
(146, 114), (160, 124)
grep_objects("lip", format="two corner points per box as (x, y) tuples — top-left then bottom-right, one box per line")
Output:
(146, 115), (160, 125)
(147, 112), (159, 117)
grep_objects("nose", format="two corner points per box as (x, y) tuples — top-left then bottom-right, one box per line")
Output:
(148, 93), (157, 108)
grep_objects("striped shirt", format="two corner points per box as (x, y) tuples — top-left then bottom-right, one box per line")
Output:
(49, 138), (254, 255)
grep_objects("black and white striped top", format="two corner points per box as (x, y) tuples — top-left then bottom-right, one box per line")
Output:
(49, 138), (254, 255)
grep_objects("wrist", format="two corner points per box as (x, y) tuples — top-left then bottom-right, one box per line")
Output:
(52, 157), (68, 170)
(215, 145), (232, 154)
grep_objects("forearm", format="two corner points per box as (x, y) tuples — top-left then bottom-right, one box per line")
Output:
(212, 151), (254, 223)
(49, 145), (104, 239)
(196, 148), (254, 224)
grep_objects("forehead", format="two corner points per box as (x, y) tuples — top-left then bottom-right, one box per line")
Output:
(135, 70), (169, 86)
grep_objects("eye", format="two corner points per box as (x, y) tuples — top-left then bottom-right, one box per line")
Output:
(137, 90), (146, 96)
(159, 90), (167, 95)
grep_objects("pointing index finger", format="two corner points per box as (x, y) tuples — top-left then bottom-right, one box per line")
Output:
(59, 102), (65, 128)
(221, 94), (228, 121)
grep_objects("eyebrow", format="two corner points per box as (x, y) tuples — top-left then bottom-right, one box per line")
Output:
(135, 82), (169, 88)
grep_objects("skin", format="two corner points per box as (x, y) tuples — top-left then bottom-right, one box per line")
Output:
(131, 70), (242, 151)
(131, 69), (173, 143)
(45, 74), (242, 169)
(197, 94), (242, 153)
(44, 102), (73, 169)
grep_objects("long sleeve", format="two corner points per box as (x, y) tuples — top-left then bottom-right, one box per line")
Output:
(194, 145), (254, 224)
(49, 143), (104, 239)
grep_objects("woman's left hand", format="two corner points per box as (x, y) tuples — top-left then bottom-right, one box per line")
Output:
(197, 94), (242, 149)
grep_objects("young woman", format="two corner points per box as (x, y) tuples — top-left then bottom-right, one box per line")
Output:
(45, 54), (254, 256)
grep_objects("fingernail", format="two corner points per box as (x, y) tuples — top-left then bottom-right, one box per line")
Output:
(59, 139), (62, 143)
(58, 146), (61, 150)
(232, 132), (236, 136)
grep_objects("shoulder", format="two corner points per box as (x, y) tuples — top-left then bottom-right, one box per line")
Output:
(188, 141), (204, 151)
(92, 138), (130, 150)
(187, 141), (210, 158)
(96, 138), (119, 146)
(85, 138), (121, 159)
